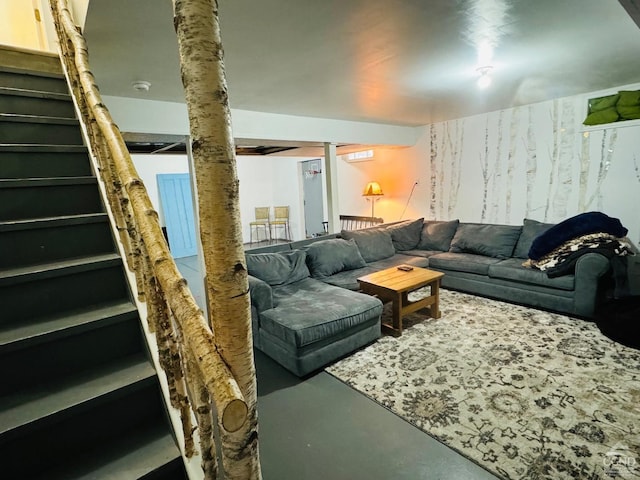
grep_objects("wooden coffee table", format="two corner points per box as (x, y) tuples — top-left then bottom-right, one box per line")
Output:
(358, 265), (444, 336)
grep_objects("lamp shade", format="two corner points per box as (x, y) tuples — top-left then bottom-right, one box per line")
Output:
(362, 181), (383, 196)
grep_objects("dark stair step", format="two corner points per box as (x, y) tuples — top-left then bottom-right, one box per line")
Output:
(0, 59), (187, 479)
(0, 253), (131, 325)
(0, 86), (75, 117)
(0, 213), (115, 269)
(0, 353), (155, 440)
(0, 113), (83, 144)
(0, 176), (103, 221)
(0, 301), (144, 396)
(0, 300), (137, 352)
(0, 69), (68, 94)
(0, 374), (179, 479)
(0, 145), (91, 179)
(140, 457), (189, 480)
(58, 425), (186, 480)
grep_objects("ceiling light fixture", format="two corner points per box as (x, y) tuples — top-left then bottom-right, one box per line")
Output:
(476, 66), (493, 89)
(132, 80), (151, 92)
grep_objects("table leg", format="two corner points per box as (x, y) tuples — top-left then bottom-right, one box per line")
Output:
(392, 293), (402, 335)
(431, 280), (442, 319)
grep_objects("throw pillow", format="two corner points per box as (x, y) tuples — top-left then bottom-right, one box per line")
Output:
(449, 223), (522, 259)
(617, 90), (640, 106)
(583, 107), (619, 126)
(513, 218), (554, 259)
(385, 218), (424, 251)
(341, 228), (395, 262)
(304, 238), (366, 278)
(246, 249), (310, 286)
(589, 93), (620, 111)
(416, 219), (460, 251)
(617, 104), (640, 120)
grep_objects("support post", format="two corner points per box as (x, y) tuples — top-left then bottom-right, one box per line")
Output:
(324, 142), (340, 233)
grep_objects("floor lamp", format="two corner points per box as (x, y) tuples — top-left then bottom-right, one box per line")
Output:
(363, 181), (383, 218)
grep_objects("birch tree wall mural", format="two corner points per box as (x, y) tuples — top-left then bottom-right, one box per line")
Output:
(423, 90), (640, 245)
(479, 119), (491, 222)
(429, 124), (438, 219)
(524, 105), (538, 218)
(505, 107), (520, 220)
(490, 111), (505, 222)
(552, 99), (576, 220)
(447, 120), (464, 219)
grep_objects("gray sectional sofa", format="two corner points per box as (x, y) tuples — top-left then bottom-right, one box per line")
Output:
(246, 217), (622, 376)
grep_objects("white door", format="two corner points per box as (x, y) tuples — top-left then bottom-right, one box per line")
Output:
(301, 159), (325, 237)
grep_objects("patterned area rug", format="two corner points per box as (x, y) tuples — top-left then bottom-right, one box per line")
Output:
(326, 290), (640, 480)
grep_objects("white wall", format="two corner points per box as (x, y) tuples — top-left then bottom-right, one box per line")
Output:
(336, 83), (640, 245)
(103, 96), (420, 146)
(236, 155), (310, 242)
(124, 81), (640, 246)
(132, 153), (315, 244)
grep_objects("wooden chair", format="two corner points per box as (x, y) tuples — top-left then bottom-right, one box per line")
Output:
(270, 206), (292, 241)
(250, 207), (271, 244)
(340, 215), (384, 231)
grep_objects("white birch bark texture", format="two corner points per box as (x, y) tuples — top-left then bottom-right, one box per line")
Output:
(524, 105), (538, 217)
(551, 99), (575, 219)
(447, 119), (464, 219)
(578, 132), (591, 211)
(172, 1), (261, 479)
(544, 100), (560, 221)
(429, 124), (438, 219)
(479, 119), (490, 222)
(505, 108), (519, 221)
(491, 111), (505, 222)
(49, 2), (250, 479)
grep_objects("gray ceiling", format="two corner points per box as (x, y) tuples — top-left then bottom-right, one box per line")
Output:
(84, 0), (640, 128)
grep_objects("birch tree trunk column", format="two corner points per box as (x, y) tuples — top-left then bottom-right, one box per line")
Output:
(172, 1), (261, 478)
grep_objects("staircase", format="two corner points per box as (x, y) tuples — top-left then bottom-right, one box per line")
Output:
(0, 48), (188, 479)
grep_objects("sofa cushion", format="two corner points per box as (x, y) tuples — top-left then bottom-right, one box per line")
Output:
(488, 258), (574, 291)
(416, 219), (459, 251)
(341, 228), (395, 262)
(246, 249), (310, 286)
(428, 252), (503, 275)
(513, 219), (554, 259)
(248, 275), (274, 312)
(385, 218), (424, 251)
(304, 238), (366, 277)
(260, 278), (382, 347)
(449, 223), (522, 259)
(318, 254), (430, 291)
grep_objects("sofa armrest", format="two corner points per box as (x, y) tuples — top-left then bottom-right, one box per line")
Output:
(573, 252), (611, 317)
(248, 274), (274, 313)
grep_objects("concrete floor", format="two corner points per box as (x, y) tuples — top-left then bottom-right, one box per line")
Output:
(175, 255), (498, 480)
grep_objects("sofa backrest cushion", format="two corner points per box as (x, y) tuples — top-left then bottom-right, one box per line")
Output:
(449, 223), (522, 259)
(385, 218), (424, 251)
(304, 238), (366, 277)
(341, 228), (395, 262)
(513, 218), (554, 259)
(416, 219), (459, 251)
(246, 249), (310, 286)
